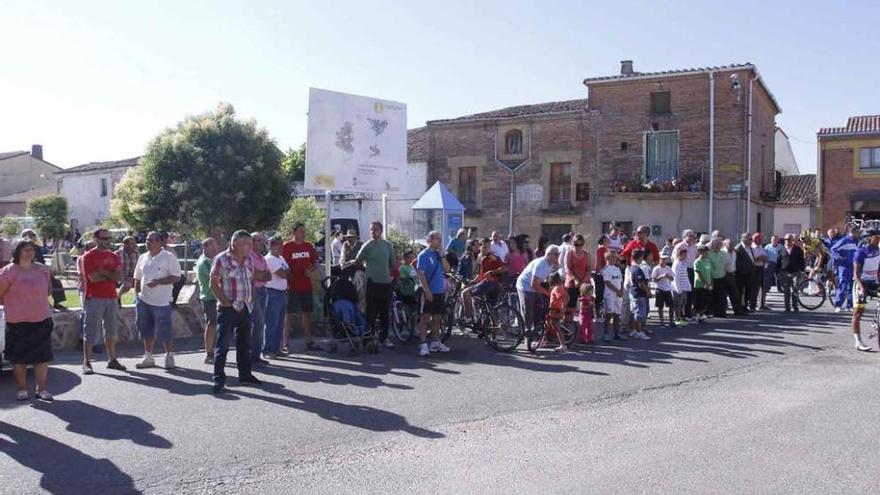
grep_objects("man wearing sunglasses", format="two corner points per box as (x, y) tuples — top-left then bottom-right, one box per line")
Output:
(81, 228), (126, 374)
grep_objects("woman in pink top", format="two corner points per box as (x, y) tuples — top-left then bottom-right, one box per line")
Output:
(506, 238), (529, 284)
(0, 239), (54, 402)
(565, 233), (591, 321)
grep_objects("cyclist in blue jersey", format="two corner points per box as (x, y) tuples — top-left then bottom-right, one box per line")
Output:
(851, 229), (880, 352)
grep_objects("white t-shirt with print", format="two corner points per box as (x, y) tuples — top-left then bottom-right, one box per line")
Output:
(652, 265), (674, 292)
(134, 249), (182, 307)
(264, 253), (289, 291)
(601, 264), (622, 298)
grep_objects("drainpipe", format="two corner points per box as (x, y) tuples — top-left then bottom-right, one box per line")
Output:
(708, 72), (715, 232)
(746, 75), (755, 233)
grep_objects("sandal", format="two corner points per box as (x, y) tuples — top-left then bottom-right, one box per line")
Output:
(36, 390), (54, 402)
(16, 390), (29, 401)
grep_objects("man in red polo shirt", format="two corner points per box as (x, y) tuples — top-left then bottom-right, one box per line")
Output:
(461, 238), (508, 322)
(621, 225), (661, 266)
(81, 228), (126, 374)
(282, 222), (321, 352)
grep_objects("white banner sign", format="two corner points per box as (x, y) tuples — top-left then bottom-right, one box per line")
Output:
(306, 88), (407, 194)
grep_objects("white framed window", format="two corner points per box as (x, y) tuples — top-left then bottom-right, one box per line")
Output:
(859, 147), (880, 171)
(645, 130), (678, 181)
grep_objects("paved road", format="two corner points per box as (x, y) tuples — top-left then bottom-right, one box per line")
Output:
(2, 293), (878, 494)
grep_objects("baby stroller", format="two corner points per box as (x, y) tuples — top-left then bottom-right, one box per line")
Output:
(323, 266), (379, 355)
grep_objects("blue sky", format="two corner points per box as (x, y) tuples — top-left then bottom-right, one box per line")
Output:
(1, 0), (878, 172)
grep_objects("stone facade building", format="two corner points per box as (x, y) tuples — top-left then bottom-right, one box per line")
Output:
(817, 115), (880, 230)
(425, 61), (781, 243)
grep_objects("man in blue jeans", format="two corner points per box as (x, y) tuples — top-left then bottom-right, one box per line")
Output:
(262, 236), (290, 358)
(133, 231), (182, 370)
(248, 233), (272, 366)
(210, 230), (263, 394)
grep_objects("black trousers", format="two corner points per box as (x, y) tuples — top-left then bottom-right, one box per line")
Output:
(736, 273), (750, 311)
(214, 306), (253, 385)
(50, 276), (66, 305)
(366, 280), (391, 342)
(685, 268), (695, 317)
(748, 267), (764, 310)
(712, 277), (727, 317)
(725, 273), (744, 314)
(592, 272), (605, 315)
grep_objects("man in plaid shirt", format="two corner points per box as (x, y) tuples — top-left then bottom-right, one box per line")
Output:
(115, 236), (139, 303)
(209, 230), (262, 394)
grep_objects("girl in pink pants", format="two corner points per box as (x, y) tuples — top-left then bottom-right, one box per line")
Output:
(578, 284), (595, 344)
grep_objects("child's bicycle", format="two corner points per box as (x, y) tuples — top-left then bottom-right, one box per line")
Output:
(525, 294), (577, 353)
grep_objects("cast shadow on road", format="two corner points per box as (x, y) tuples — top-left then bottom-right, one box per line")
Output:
(31, 399), (172, 449)
(104, 367), (444, 439)
(0, 421), (141, 495)
(0, 367), (81, 410)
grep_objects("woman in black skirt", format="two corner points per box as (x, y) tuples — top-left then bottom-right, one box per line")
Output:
(0, 239), (55, 402)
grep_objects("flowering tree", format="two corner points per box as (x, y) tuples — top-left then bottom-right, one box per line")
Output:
(109, 103), (289, 237)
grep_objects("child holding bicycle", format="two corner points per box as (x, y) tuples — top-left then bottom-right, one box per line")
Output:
(577, 283), (595, 344)
(544, 272), (569, 352)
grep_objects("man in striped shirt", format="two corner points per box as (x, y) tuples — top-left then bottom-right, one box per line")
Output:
(209, 230), (262, 394)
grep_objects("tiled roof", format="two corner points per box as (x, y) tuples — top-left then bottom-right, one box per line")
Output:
(56, 156), (141, 175)
(818, 115), (880, 137)
(777, 174), (816, 206)
(407, 127), (428, 162)
(582, 63), (753, 84)
(429, 99), (588, 124)
(0, 151), (29, 161)
(582, 62), (781, 114)
(0, 184), (58, 202)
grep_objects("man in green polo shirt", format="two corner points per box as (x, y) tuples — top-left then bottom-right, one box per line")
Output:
(348, 221), (396, 348)
(708, 238), (728, 317)
(196, 237), (219, 364)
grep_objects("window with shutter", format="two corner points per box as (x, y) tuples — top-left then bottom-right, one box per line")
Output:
(645, 131), (678, 181)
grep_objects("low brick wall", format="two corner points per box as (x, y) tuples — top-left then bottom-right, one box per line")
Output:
(48, 286), (332, 350)
(51, 287), (205, 350)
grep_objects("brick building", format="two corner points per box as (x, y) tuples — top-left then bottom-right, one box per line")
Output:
(817, 115), (880, 230)
(424, 61), (781, 243)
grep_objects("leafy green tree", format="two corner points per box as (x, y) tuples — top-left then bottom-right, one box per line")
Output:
(277, 197), (325, 243)
(386, 225), (414, 257)
(1, 216), (21, 239)
(281, 144), (306, 184)
(108, 103), (290, 237)
(26, 195), (68, 242)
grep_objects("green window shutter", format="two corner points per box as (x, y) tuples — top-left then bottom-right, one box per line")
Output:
(646, 132), (678, 181)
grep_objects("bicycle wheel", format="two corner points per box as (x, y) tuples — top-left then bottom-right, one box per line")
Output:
(441, 299), (456, 342)
(559, 320), (578, 346)
(526, 324), (544, 353)
(796, 277), (826, 310)
(489, 302), (524, 352)
(392, 301), (414, 343)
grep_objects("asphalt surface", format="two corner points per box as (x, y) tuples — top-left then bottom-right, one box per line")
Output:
(2, 292), (879, 494)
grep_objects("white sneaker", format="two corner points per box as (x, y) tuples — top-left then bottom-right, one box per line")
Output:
(418, 343), (430, 356)
(383, 340), (396, 349)
(636, 331), (650, 340)
(164, 354), (176, 370)
(834, 307), (842, 314)
(856, 343), (873, 352)
(429, 341), (451, 353)
(136, 356), (155, 369)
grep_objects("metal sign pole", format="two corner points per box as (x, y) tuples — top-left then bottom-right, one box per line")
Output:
(325, 190), (332, 278)
(382, 193), (388, 237)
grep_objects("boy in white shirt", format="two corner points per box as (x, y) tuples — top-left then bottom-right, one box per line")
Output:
(601, 251), (623, 341)
(672, 247), (693, 326)
(652, 256), (675, 327)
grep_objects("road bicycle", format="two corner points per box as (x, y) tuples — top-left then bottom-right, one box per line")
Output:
(795, 271), (830, 311)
